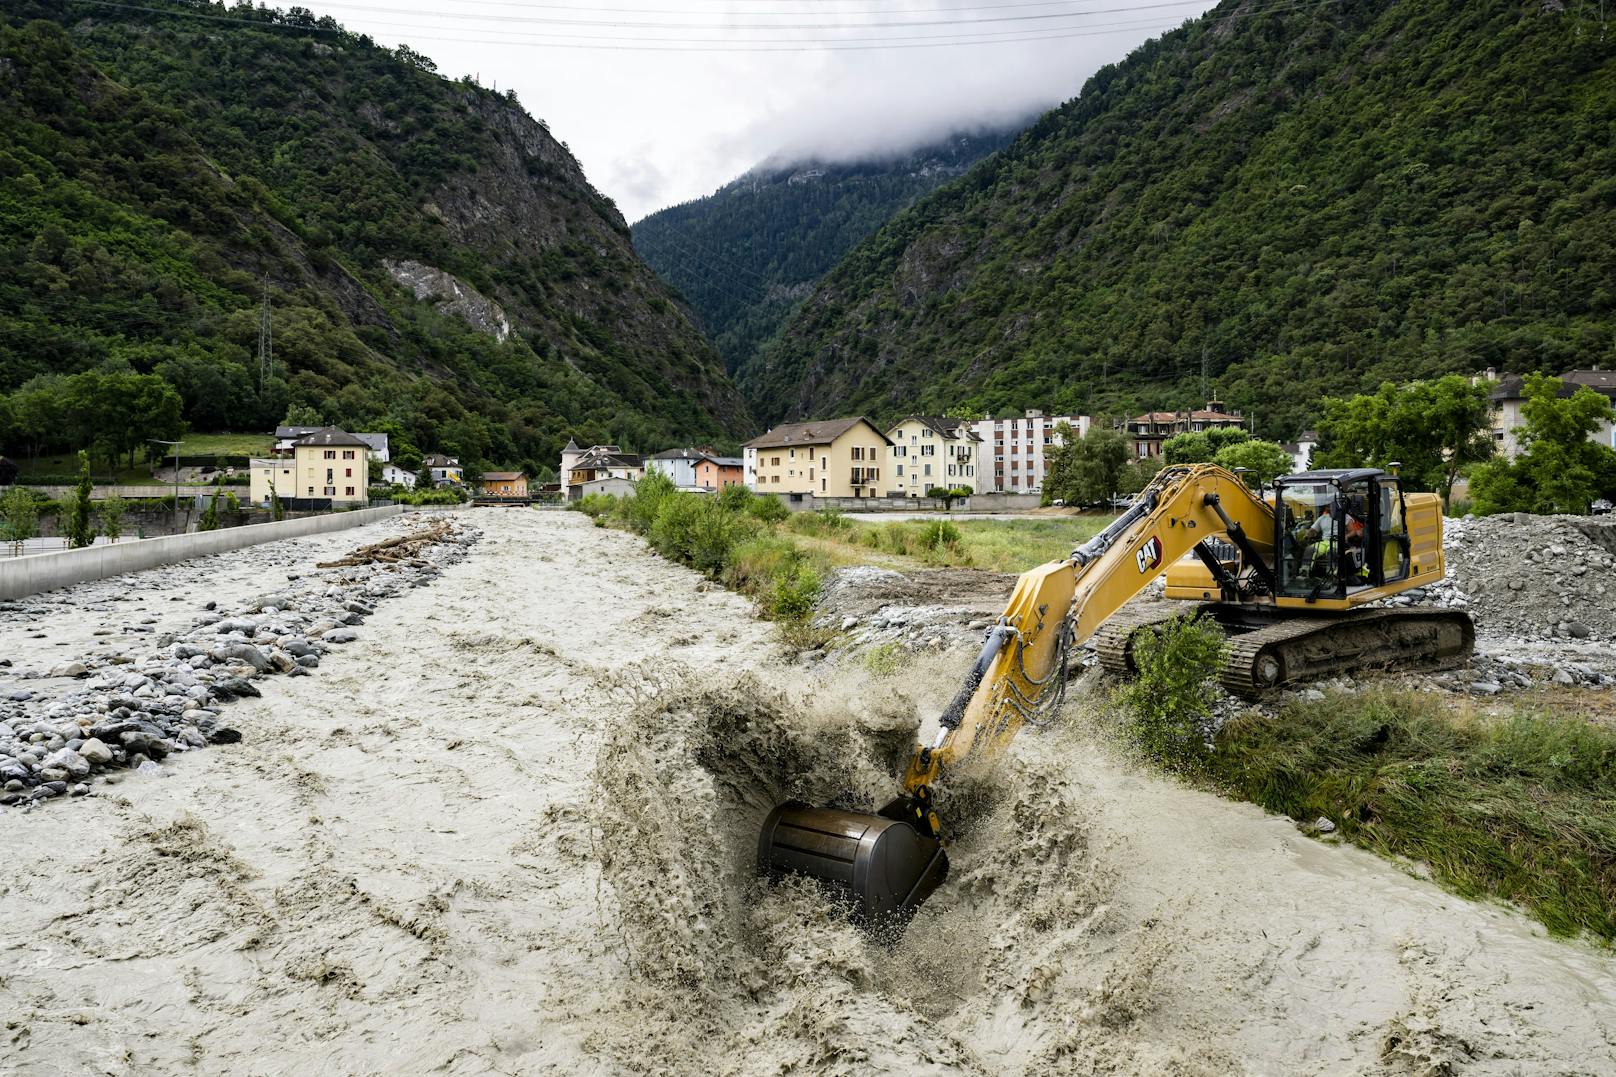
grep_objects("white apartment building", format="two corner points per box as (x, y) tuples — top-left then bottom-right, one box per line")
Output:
(968, 410), (1091, 494)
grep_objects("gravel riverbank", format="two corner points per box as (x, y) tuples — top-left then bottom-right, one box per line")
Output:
(1, 509), (1611, 1074)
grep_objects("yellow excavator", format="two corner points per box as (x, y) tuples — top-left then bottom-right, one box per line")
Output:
(758, 463), (1473, 923)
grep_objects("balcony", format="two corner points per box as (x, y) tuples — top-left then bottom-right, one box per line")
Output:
(850, 468), (879, 486)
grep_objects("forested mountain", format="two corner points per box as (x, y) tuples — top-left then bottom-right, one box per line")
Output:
(748, 0), (1616, 437)
(0, 0), (751, 473)
(631, 129), (1018, 379)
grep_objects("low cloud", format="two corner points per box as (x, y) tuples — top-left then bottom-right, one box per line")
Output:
(312, 1), (1219, 220)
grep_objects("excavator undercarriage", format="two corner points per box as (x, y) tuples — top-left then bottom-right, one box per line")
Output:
(1094, 602), (1476, 699)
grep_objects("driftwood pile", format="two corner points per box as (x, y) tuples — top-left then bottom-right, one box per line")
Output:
(317, 518), (455, 569)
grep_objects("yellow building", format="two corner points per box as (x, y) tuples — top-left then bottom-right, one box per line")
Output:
(249, 427), (371, 508)
(744, 417), (892, 497)
(886, 416), (982, 497)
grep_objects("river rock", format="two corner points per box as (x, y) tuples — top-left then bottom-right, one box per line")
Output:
(78, 738), (114, 765)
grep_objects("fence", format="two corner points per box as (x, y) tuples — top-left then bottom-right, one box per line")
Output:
(0, 505), (403, 601)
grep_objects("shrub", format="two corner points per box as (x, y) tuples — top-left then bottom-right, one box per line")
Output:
(1, 485), (40, 551)
(718, 484), (755, 513)
(570, 492), (617, 518)
(623, 470), (676, 534)
(396, 488), (462, 506)
(746, 492), (789, 523)
(649, 492), (756, 578)
(770, 562), (822, 622)
(99, 495), (126, 542)
(1115, 615), (1228, 770)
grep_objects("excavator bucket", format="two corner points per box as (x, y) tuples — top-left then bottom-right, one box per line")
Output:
(757, 801), (949, 924)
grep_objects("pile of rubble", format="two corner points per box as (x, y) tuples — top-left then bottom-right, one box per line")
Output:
(1437, 513), (1616, 641)
(0, 519), (479, 807)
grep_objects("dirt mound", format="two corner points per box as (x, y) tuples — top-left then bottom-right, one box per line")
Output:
(1442, 514), (1616, 640)
(585, 671), (1236, 1076)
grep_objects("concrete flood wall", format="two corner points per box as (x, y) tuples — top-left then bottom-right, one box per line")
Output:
(0, 505), (404, 601)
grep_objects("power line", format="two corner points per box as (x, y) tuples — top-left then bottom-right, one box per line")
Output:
(63, 0), (1339, 51)
(260, 0), (1215, 32)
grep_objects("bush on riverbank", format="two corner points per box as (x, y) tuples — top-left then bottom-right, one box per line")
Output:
(1208, 690), (1616, 942)
(571, 481), (826, 625)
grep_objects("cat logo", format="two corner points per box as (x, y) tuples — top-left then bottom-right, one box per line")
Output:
(1135, 536), (1163, 574)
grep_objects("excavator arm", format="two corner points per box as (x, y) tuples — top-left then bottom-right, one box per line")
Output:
(887, 463), (1276, 836)
(757, 464), (1277, 923)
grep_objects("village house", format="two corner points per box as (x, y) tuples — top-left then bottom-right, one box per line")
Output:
(381, 463), (417, 489)
(479, 471), (528, 498)
(968, 410), (1090, 493)
(743, 417), (892, 497)
(422, 453), (464, 487)
(694, 455), (743, 490)
(274, 425), (388, 463)
(1124, 401), (1246, 459)
(566, 446), (644, 497)
(887, 416), (982, 497)
(1488, 369), (1616, 460)
(647, 447), (744, 491)
(249, 427), (370, 508)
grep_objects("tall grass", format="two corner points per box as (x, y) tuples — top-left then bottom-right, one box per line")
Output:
(1208, 691), (1616, 942)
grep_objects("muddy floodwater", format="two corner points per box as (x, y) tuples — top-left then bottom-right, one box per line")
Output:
(2, 510), (1613, 1075)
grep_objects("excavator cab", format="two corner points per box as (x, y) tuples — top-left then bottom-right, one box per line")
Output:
(1273, 469), (1409, 601)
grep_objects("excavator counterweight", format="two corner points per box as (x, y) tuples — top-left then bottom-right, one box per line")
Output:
(757, 463), (1472, 924)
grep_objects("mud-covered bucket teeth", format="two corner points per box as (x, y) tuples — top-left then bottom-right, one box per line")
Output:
(757, 801), (949, 924)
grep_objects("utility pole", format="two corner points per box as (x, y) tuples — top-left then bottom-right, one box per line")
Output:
(151, 438), (182, 532)
(257, 275), (273, 394)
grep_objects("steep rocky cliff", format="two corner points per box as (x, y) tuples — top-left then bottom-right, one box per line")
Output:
(0, 0), (751, 469)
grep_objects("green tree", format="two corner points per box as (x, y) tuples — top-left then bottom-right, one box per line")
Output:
(1117, 456), (1165, 495)
(1116, 615), (1228, 771)
(1045, 424), (1130, 505)
(64, 450), (96, 548)
(1315, 376), (1495, 502)
(198, 476), (223, 531)
(1469, 375), (1616, 515)
(99, 495), (127, 542)
(1, 486), (39, 554)
(269, 480), (286, 522)
(1214, 439), (1294, 484)
(1163, 426), (1249, 464)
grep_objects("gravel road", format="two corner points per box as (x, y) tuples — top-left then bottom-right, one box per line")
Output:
(2, 509), (1612, 1075)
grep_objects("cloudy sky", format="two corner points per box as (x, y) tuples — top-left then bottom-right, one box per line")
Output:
(299, 0), (1221, 221)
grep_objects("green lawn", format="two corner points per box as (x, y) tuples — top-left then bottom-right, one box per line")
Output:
(176, 432), (274, 456)
(12, 452), (153, 484)
(781, 512), (1115, 573)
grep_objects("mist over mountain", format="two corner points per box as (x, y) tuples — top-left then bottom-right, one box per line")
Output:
(746, 0), (1616, 436)
(632, 125), (1021, 384)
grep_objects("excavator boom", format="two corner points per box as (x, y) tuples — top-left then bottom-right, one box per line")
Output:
(757, 463), (1468, 924)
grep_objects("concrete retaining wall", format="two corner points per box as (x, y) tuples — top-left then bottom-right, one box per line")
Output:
(0, 506), (403, 601)
(25, 484), (223, 500)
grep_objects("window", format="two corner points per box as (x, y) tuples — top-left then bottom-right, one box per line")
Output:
(343, 450), (356, 460)
(345, 468), (352, 478)
(323, 486), (336, 496)
(947, 465), (954, 477)
(345, 487), (355, 496)
(323, 450), (336, 459)
(895, 445), (906, 456)
(789, 449), (795, 460)
(326, 469), (334, 482)
(922, 428), (933, 438)
(897, 464), (904, 477)
(821, 478), (826, 491)
(771, 475), (780, 484)
(772, 456), (781, 467)
(852, 446), (863, 461)
(307, 486), (314, 495)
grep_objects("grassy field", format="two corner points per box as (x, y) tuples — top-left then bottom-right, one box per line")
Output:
(1206, 689), (1616, 943)
(781, 511), (1114, 573)
(173, 432), (274, 456)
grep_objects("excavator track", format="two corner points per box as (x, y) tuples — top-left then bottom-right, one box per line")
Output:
(1096, 604), (1475, 700)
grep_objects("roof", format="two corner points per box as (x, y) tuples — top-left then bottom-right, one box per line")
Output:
(1128, 412), (1182, 424)
(481, 471), (525, 481)
(275, 425), (320, 439)
(571, 449), (642, 469)
(423, 453), (460, 467)
(1492, 370), (1616, 402)
(744, 416), (891, 450)
(1277, 468), (1387, 484)
(352, 432), (389, 454)
(649, 447), (709, 461)
(562, 437), (580, 452)
(705, 456), (743, 467)
(890, 416), (983, 442)
(295, 427), (371, 449)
